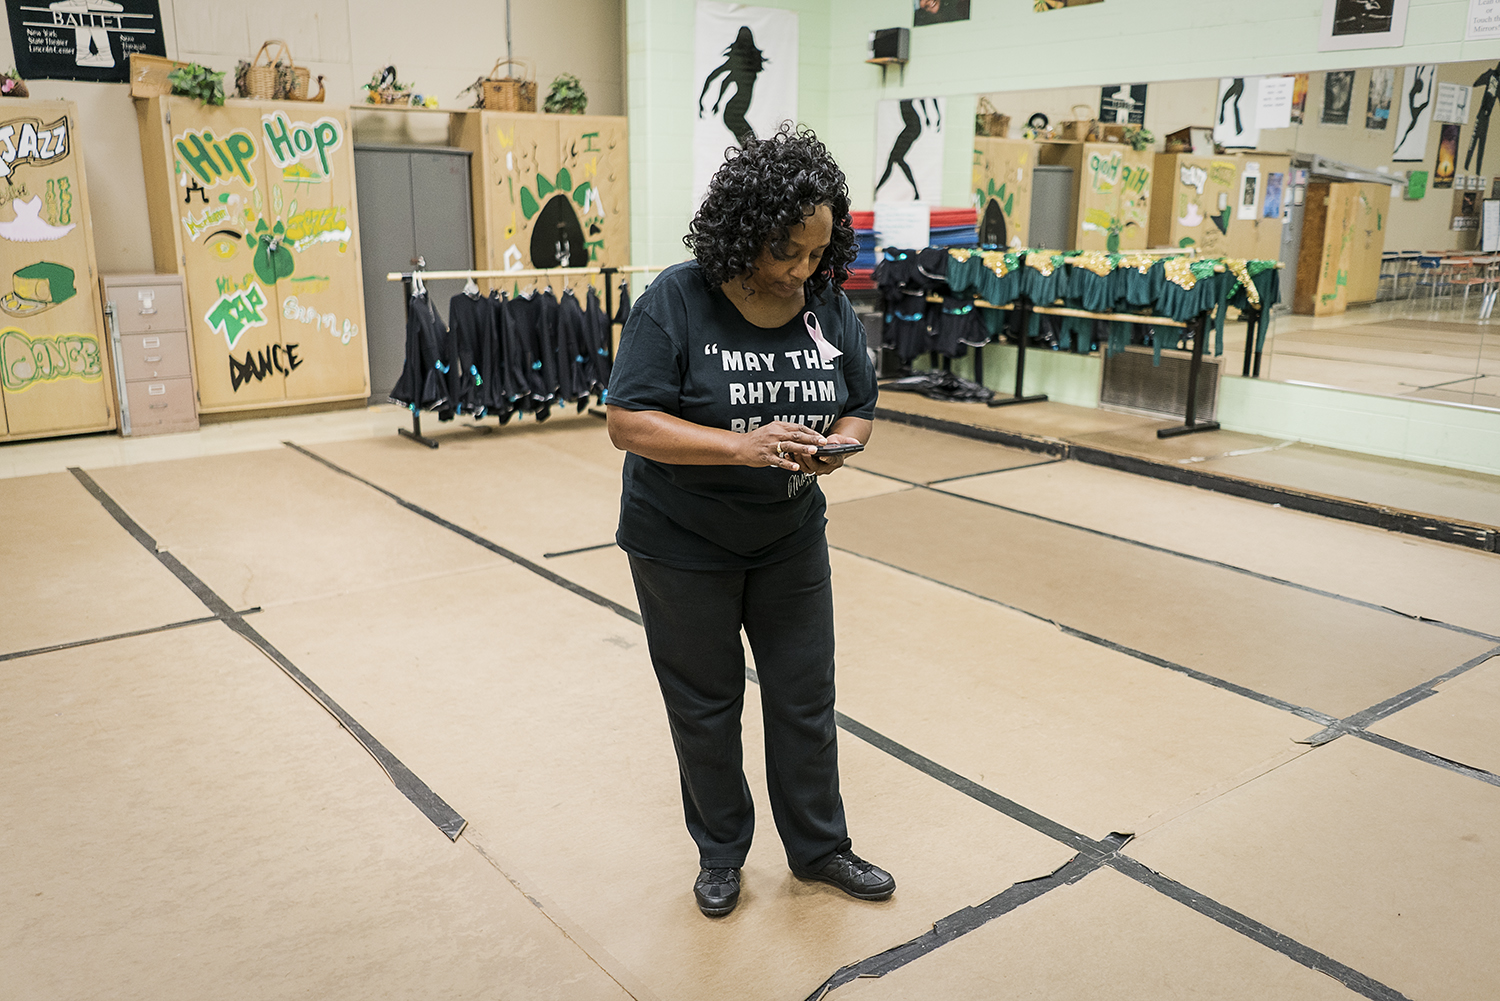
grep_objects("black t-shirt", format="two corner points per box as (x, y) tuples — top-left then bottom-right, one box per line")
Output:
(608, 262), (879, 570)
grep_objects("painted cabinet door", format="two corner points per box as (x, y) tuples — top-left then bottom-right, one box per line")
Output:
(972, 138), (1034, 249)
(164, 97), (367, 412)
(473, 112), (631, 274)
(1075, 144), (1152, 252)
(0, 100), (112, 437)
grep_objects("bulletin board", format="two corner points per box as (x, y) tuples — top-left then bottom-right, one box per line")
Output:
(136, 96), (370, 414)
(452, 111), (630, 279)
(972, 137), (1036, 249)
(1149, 152), (1289, 259)
(0, 99), (114, 442)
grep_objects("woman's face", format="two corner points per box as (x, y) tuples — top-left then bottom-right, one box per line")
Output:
(748, 204), (832, 300)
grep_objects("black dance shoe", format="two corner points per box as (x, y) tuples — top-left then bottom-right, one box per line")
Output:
(694, 867), (741, 917)
(791, 851), (895, 900)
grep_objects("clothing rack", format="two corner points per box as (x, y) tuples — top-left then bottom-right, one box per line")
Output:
(385, 263), (671, 447)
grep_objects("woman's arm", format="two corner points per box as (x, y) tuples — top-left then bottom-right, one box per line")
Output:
(797, 416), (872, 476)
(607, 405), (827, 473)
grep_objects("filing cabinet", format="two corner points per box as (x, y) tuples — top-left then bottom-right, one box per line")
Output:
(101, 274), (198, 435)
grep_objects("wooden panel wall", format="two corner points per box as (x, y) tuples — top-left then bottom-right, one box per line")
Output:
(1347, 183), (1391, 304)
(136, 96), (369, 414)
(972, 137), (1037, 249)
(1149, 152), (1289, 259)
(0, 99), (114, 441)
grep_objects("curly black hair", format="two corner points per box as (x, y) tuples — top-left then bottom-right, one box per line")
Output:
(685, 124), (856, 297)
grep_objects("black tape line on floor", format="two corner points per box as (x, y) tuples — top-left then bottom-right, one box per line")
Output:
(0, 611), (259, 663)
(922, 456), (1068, 485)
(273, 451), (1414, 1001)
(1300, 644), (1500, 746)
(1351, 730), (1500, 789)
(66, 467), (468, 842)
(803, 847), (1114, 1001)
(851, 464), (1500, 644)
(542, 542), (619, 559)
(828, 543), (1340, 727)
(1105, 855), (1416, 1001)
(282, 442), (644, 626)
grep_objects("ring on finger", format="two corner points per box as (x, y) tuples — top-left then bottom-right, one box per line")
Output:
(776, 441), (784, 455)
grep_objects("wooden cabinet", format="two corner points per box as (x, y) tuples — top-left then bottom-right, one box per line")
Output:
(0, 99), (115, 442)
(135, 96), (370, 415)
(1149, 152), (1290, 259)
(1040, 142), (1154, 252)
(450, 111), (630, 278)
(102, 273), (198, 435)
(971, 137), (1038, 249)
(1294, 181), (1361, 316)
(1346, 183), (1392, 304)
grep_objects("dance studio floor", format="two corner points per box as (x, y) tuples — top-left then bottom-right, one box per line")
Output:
(3, 407), (1498, 1000)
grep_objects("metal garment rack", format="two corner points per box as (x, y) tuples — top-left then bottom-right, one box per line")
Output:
(384, 263), (668, 448)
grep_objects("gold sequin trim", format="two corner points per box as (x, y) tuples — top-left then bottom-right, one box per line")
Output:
(981, 250), (1010, 276)
(1116, 253), (1157, 274)
(1224, 258), (1259, 307)
(1025, 250), (1059, 276)
(1164, 256), (1197, 291)
(948, 248), (974, 264)
(1073, 251), (1114, 277)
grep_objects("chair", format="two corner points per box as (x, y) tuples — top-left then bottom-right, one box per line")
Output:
(1408, 255), (1452, 309)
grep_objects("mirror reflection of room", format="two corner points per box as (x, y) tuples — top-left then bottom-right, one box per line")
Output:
(978, 59), (1500, 411)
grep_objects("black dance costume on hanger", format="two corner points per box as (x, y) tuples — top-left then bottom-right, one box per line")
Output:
(584, 286), (613, 400)
(389, 289), (450, 411)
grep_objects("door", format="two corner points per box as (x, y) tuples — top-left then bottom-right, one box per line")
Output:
(354, 145), (473, 404)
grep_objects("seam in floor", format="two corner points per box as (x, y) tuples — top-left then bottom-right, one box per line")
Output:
(66, 466), (468, 841)
(848, 463), (1500, 643)
(281, 441), (1419, 1001)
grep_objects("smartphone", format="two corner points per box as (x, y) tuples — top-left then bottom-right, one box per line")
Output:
(815, 442), (865, 456)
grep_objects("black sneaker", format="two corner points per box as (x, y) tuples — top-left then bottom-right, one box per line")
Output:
(694, 867), (741, 917)
(790, 851), (895, 900)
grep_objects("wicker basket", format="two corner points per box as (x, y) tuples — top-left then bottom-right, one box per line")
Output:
(482, 59), (537, 112)
(244, 41), (308, 100)
(974, 97), (1010, 138)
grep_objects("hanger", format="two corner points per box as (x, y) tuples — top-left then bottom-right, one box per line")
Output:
(411, 271), (426, 297)
(463, 275), (480, 298)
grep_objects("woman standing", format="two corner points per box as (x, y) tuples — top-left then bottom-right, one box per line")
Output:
(607, 126), (892, 918)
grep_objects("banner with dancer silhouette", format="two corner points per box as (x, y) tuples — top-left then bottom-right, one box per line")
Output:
(5, 0), (166, 83)
(873, 97), (945, 204)
(1214, 77), (1260, 149)
(1393, 65), (1437, 161)
(692, 1), (798, 205)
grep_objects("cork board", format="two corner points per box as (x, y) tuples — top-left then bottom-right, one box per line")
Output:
(972, 137), (1036, 249)
(136, 97), (369, 413)
(460, 111), (631, 281)
(0, 99), (113, 441)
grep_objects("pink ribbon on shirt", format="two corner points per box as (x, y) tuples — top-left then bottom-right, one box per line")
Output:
(804, 311), (843, 365)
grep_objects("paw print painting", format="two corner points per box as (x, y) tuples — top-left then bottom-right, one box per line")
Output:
(519, 167), (590, 268)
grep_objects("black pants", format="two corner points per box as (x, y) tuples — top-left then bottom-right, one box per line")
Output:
(629, 537), (851, 870)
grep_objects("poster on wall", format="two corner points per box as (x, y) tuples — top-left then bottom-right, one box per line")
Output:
(1392, 65), (1437, 160)
(1238, 162), (1261, 220)
(1291, 74), (1310, 123)
(5, 0), (165, 83)
(1099, 84), (1147, 125)
(692, 1), (798, 205)
(1034, 0), (1103, 9)
(1319, 0), (1409, 51)
(1434, 83), (1473, 123)
(1466, 61), (1500, 173)
(914, 0), (969, 25)
(1366, 68), (1394, 129)
(1322, 71), (1355, 125)
(874, 97), (945, 203)
(1263, 172), (1285, 218)
(1257, 76), (1294, 130)
(1469, 0), (1500, 39)
(1215, 77), (1259, 148)
(1434, 123), (1460, 188)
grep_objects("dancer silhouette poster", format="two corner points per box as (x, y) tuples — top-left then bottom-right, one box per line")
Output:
(873, 97), (945, 203)
(5, 0), (166, 83)
(692, 1), (798, 204)
(1215, 77), (1260, 149)
(1392, 65), (1437, 161)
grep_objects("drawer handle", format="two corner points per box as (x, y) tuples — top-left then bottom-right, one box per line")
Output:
(144, 354), (163, 362)
(149, 402), (168, 409)
(142, 337), (161, 348)
(147, 384), (166, 395)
